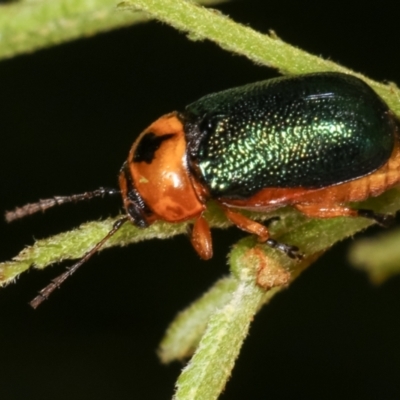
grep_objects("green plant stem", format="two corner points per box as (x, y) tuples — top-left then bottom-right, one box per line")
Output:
(174, 285), (267, 400)
(158, 276), (239, 363)
(172, 238), (316, 399)
(2, 187), (400, 285)
(0, 0), (228, 60)
(173, 250), (268, 400)
(121, 0), (400, 115)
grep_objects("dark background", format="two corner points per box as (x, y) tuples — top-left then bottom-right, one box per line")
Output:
(1, 1), (400, 399)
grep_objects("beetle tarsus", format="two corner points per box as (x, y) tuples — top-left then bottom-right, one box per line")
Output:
(266, 238), (303, 260)
(357, 209), (395, 227)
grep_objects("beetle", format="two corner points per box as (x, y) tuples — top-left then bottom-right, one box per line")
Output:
(6, 72), (400, 307)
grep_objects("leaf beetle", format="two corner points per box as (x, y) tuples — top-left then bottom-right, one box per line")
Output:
(6, 72), (400, 307)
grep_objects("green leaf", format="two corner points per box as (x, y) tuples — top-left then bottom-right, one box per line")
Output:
(350, 228), (400, 283)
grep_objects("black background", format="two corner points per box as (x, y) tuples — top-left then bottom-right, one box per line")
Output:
(1, 1), (400, 399)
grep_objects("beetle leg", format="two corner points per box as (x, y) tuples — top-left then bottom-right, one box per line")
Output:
(222, 206), (270, 241)
(221, 206), (302, 259)
(294, 203), (359, 218)
(356, 209), (395, 227)
(188, 214), (213, 260)
(263, 238), (302, 259)
(294, 204), (394, 227)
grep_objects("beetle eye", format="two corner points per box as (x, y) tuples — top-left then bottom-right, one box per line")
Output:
(127, 203), (149, 228)
(133, 132), (175, 164)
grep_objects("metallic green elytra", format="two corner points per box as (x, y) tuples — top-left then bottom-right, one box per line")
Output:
(184, 72), (397, 199)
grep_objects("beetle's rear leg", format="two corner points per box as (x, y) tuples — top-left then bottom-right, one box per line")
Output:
(294, 204), (395, 227)
(357, 209), (395, 227)
(221, 206), (302, 259)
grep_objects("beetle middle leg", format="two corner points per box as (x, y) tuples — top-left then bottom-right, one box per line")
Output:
(221, 206), (302, 259)
(294, 203), (394, 227)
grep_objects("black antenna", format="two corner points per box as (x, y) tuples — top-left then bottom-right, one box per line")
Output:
(30, 217), (129, 309)
(5, 187), (120, 223)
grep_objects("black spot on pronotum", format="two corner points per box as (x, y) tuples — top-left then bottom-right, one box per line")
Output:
(133, 133), (175, 164)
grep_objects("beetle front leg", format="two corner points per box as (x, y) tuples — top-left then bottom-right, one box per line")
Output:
(188, 214), (213, 260)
